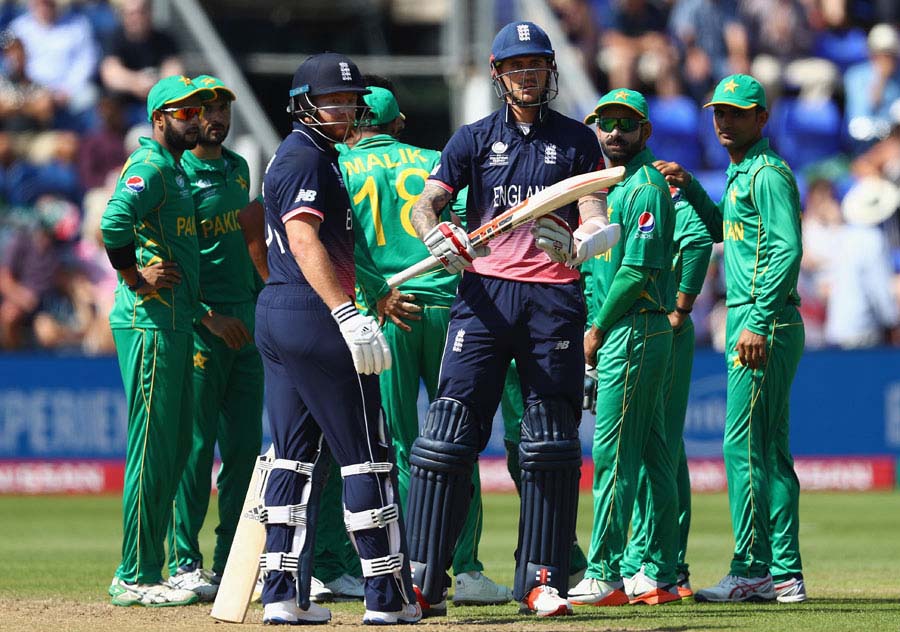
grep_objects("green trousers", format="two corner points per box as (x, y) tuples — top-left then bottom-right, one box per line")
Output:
(314, 305), (484, 580)
(500, 362), (589, 575)
(168, 302), (264, 576)
(724, 304), (804, 580)
(621, 317), (695, 578)
(586, 312), (678, 584)
(112, 327), (194, 584)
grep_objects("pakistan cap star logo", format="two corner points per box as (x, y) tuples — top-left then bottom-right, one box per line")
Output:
(193, 351), (208, 369)
(723, 78), (739, 93)
(614, 90), (630, 101)
(201, 77), (216, 86)
(178, 76), (192, 86)
(236, 174), (248, 190)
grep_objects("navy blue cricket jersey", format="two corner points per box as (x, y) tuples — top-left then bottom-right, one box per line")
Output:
(262, 123), (356, 295)
(431, 105), (603, 283)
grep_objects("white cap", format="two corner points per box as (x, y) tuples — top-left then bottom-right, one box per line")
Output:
(868, 23), (899, 55)
(841, 177), (900, 226)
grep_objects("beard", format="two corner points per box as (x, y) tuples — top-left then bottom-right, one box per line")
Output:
(601, 137), (641, 164)
(199, 123), (229, 147)
(164, 123), (199, 152)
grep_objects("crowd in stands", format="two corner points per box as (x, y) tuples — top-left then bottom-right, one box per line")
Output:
(1, 0), (898, 353)
(0, 0), (182, 354)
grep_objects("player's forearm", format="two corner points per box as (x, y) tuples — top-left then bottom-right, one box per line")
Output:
(592, 264), (650, 331)
(411, 184), (452, 239)
(678, 241), (712, 295)
(239, 199), (269, 280)
(287, 225), (351, 309)
(577, 192), (608, 226)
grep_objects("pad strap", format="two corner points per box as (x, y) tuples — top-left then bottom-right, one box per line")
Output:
(260, 456), (315, 476)
(251, 502), (307, 526)
(340, 461), (393, 477)
(360, 553), (405, 577)
(259, 551), (300, 572)
(344, 503), (399, 532)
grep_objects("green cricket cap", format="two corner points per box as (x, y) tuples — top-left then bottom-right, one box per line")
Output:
(362, 86), (405, 126)
(584, 88), (648, 124)
(146, 75), (216, 122)
(192, 74), (237, 101)
(704, 74), (767, 110)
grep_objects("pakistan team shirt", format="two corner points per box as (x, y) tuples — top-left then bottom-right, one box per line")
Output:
(181, 146), (261, 306)
(590, 148), (674, 324)
(337, 134), (466, 308)
(683, 137), (802, 335)
(101, 137), (200, 333)
(668, 188), (713, 312)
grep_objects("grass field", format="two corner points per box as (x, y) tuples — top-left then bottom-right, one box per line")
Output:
(1, 491), (899, 631)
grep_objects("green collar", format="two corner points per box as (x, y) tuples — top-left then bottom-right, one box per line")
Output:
(138, 136), (179, 170)
(181, 146), (237, 174)
(337, 134), (396, 155)
(623, 147), (657, 177)
(726, 137), (769, 176)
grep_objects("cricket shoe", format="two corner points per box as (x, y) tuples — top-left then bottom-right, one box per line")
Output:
(622, 564), (644, 598)
(627, 568), (681, 605)
(263, 598), (331, 625)
(567, 577), (629, 607)
(452, 571), (513, 605)
(569, 567), (586, 590)
(694, 574), (776, 603)
(309, 576), (336, 603)
(324, 574), (365, 601)
(774, 575), (807, 603)
(363, 602), (423, 625)
(676, 571), (693, 598)
(108, 576), (198, 607)
(520, 585), (573, 616)
(413, 585), (447, 617)
(167, 566), (220, 602)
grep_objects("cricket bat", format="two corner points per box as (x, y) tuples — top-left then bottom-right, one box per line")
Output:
(210, 445), (274, 623)
(387, 165), (625, 288)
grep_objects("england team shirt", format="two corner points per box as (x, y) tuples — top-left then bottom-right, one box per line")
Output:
(262, 123), (356, 296)
(430, 106), (603, 283)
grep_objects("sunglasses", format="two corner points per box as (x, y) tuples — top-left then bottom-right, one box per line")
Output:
(597, 117), (646, 133)
(160, 106), (202, 120)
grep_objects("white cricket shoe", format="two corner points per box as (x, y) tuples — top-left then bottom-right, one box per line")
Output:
(324, 573), (364, 600)
(167, 567), (220, 602)
(520, 585), (573, 616)
(622, 565), (643, 598)
(452, 571), (513, 605)
(695, 574), (776, 603)
(263, 598), (331, 625)
(108, 576), (198, 607)
(774, 575), (807, 603)
(567, 577), (629, 607)
(309, 576), (335, 603)
(363, 602), (423, 625)
(628, 567), (681, 605)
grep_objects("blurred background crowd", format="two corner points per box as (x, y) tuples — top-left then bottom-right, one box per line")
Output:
(0, 0), (898, 355)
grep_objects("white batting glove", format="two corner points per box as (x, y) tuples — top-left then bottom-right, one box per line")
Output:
(423, 221), (487, 274)
(567, 219), (621, 268)
(331, 302), (392, 375)
(532, 213), (574, 264)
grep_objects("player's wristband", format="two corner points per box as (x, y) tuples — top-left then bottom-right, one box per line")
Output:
(675, 306), (692, 315)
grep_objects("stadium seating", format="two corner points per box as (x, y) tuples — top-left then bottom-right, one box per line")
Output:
(647, 95), (702, 171)
(812, 28), (869, 71)
(768, 97), (843, 171)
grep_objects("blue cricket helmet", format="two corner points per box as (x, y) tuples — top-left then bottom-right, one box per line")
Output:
(490, 21), (555, 65)
(290, 52), (369, 99)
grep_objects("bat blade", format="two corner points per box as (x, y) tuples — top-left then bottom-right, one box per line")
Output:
(386, 165), (625, 288)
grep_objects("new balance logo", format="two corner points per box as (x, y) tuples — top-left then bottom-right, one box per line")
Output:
(294, 189), (317, 203)
(452, 329), (465, 352)
(517, 24), (531, 41)
(554, 340), (570, 350)
(339, 62), (352, 81)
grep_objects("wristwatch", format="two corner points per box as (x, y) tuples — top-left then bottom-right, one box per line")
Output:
(675, 306), (692, 315)
(127, 274), (146, 291)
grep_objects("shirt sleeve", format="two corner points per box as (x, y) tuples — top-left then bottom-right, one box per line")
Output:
(746, 165), (803, 335)
(100, 161), (165, 249)
(429, 127), (471, 194)
(674, 197), (713, 295)
(620, 182), (669, 270)
(683, 176), (724, 242)
(272, 148), (330, 223)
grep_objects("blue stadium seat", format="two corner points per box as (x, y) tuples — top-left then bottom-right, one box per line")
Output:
(646, 95), (702, 171)
(812, 28), (868, 72)
(768, 97), (842, 171)
(699, 106), (731, 170)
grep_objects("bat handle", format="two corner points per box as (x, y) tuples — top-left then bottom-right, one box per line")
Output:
(387, 255), (441, 289)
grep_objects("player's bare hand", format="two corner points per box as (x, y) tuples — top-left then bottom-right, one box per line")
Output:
(377, 289), (422, 332)
(139, 261), (181, 293)
(668, 310), (687, 331)
(203, 312), (252, 350)
(735, 328), (767, 369)
(653, 160), (692, 188)
(584, 326), (604, 368)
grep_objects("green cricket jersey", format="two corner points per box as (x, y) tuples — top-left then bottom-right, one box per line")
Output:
(181, 147), (261, 305)
(589, 148), (674, 323)
(337, 135), (467, 308)
(102, 137), (200, 333)
(683, 138), (802, 335)
(668, 190), (713, 310)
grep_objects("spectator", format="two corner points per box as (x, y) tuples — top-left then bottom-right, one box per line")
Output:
(599, 0), (673, 91)
(799, 178), (842, 347)
(844, 23), (900, 147)
(852, 101), (900, 183)
(100, 0), (184, 127)
(9, 0), (99, 131)
(0, 29), (54, 132)
(548, 0), (603, 89)
(824, 177), (900, 348)
(77, 92), (126, 189)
